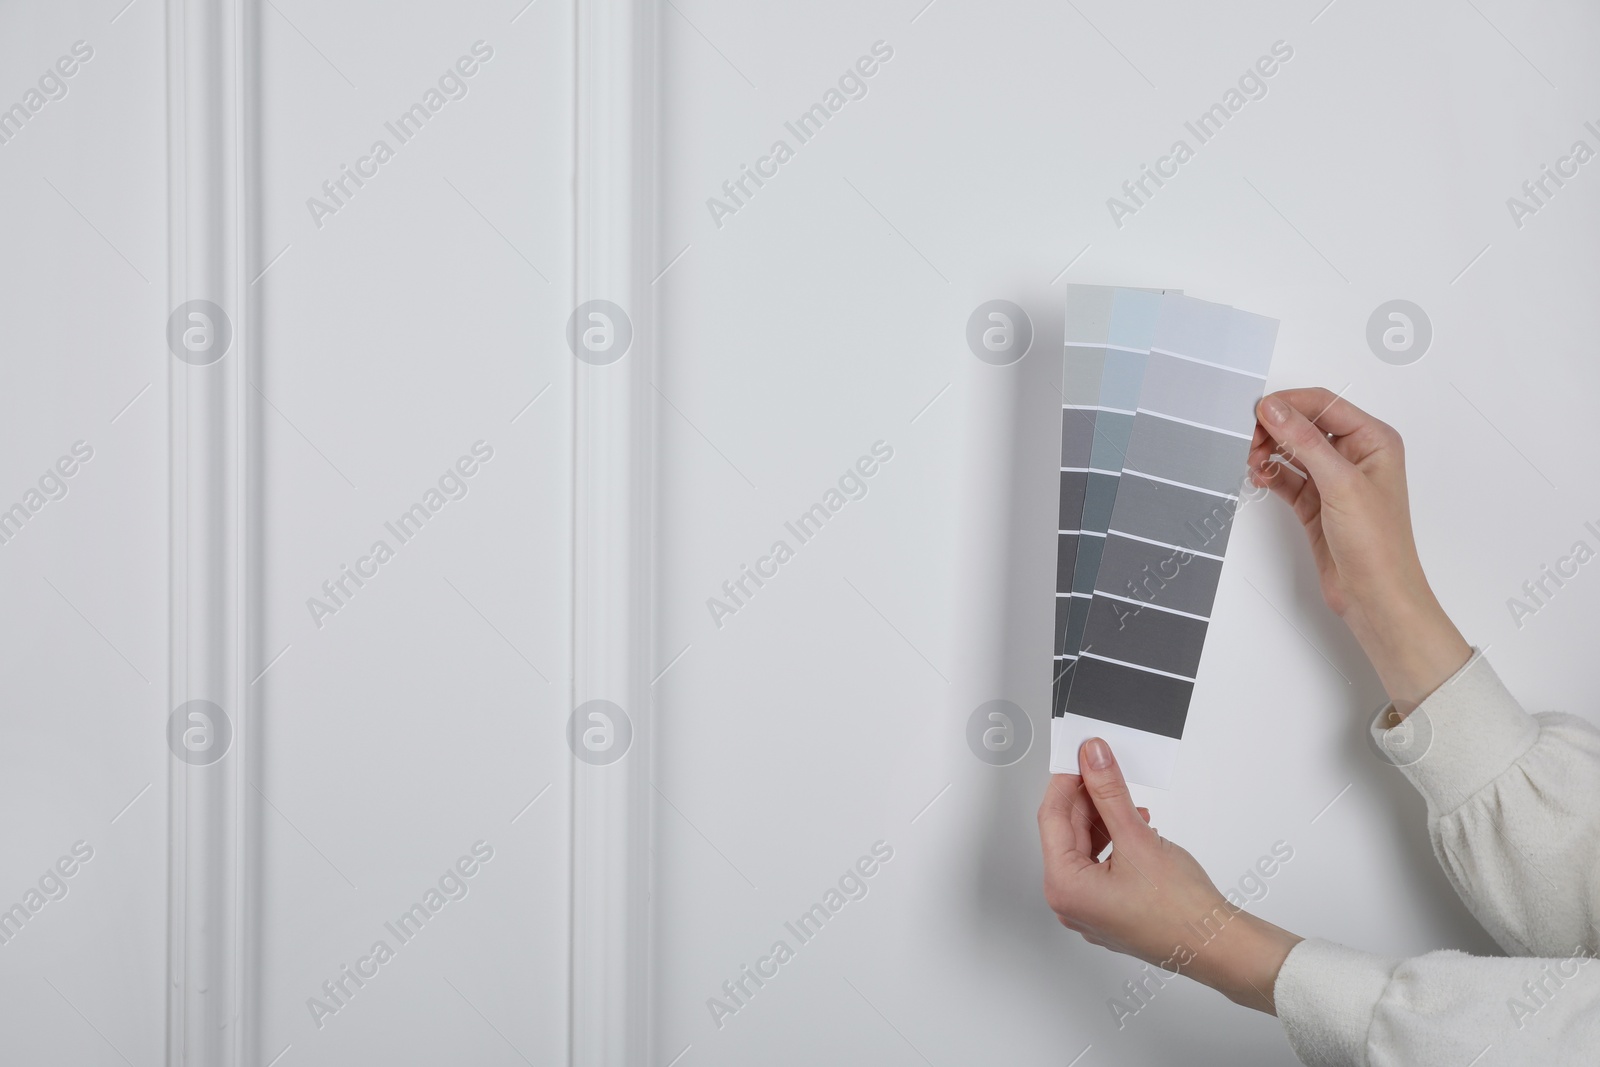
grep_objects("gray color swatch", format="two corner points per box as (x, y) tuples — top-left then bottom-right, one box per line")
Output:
(1104, 475), (1239, 557)
(1135, 354), (1265, 432)
(1060, 408), (1097, 469)
(1121, 413), (1253, 496)
(1058, 293), (1277, 749)
(1070, 533), (1105, 595)
(1056, 534), (1081, 593)
(1079, 472), (1120, 541)
(1086, 410), (1135, 473)
(1079, 599), (1208, 680)
(1064, 656), (1194, 739)
(1058, 470), (1088, 532)
(1096, 349), (1147, 412)
(1093, 533), (1225, 618)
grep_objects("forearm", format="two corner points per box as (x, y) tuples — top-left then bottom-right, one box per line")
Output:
(1341, 576), (1471, 718)
(1186, 912), (1303, 1015)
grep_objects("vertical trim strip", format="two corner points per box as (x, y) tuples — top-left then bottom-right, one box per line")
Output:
(571, 1), (658, 1065)
(165, 1), (250, 1063)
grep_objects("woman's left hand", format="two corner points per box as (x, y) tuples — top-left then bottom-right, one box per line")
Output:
(1038, 737), (1303, 1012)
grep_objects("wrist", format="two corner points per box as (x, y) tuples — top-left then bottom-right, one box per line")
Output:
(1202, 913), (1302, 1014)
(1343, 584), (1471, 715)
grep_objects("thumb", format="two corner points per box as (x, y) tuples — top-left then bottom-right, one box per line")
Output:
(1078, 738), (1152, 846)
(1257, 394), (1354, 492)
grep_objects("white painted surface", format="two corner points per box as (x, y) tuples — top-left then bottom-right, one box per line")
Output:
(1, 2), (574, 1064)
(650, 3), (1600, 1065)
(2, 2), (1598, 1065)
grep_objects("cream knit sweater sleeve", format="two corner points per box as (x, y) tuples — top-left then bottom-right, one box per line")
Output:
(1274, 651), (1600, 1066)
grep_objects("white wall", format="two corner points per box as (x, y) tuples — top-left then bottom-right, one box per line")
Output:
(0, 3), (170, 1063)
(1, 1), (575, 1064)
(249, 3), (575, 1064)
(1, 1), (1596, 1066)
(651, 2), (1600, 1065)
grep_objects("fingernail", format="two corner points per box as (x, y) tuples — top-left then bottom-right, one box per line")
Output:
(1262, 397), (1289, 424)
(1084, 738), (1112, 770)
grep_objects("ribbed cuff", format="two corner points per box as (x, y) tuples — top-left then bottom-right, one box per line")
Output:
(1275, 938), (1397, 1067)
(1367, 649), (1538, 817)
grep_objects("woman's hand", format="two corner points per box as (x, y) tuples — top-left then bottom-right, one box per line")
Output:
(1038, 738), (1302, 1013)
(1249, 389), (1471, 713)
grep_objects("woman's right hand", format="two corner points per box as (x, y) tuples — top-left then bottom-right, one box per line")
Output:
(1248, 388), (1471, 714)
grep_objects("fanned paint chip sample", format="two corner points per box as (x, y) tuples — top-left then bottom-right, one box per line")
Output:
(1051, 290), (1276, 788)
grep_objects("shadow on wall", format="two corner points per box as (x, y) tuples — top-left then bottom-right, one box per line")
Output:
(972, 286), (1063, 935)
(950, 285), (1073, 950)
(942, 285), (1168, 1047)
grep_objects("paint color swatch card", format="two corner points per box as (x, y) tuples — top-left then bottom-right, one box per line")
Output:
(1054, 286), (1164, 715)
(1050, 290), (1277, 789)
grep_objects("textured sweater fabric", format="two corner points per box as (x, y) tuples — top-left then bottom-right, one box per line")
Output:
(1274, 651), (1600, 1065)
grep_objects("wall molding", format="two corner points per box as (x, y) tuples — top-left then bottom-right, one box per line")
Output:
(160, 3), (655, 1062)
(570, 1), (660, 1064)
(165, 0), (253, 1064)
